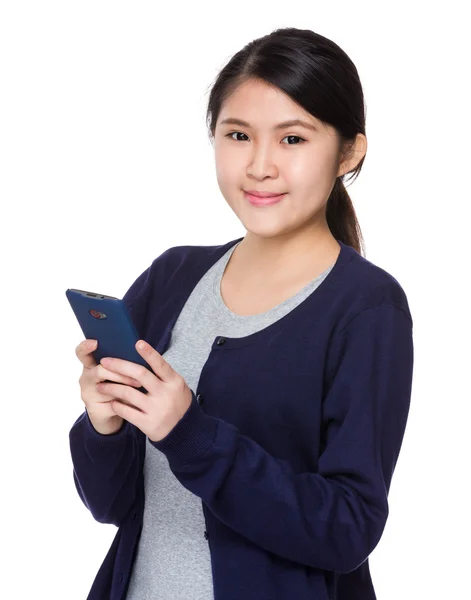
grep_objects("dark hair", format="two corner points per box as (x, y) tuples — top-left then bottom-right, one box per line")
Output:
(205, 27), (367, 256)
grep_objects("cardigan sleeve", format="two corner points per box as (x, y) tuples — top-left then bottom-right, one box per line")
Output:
(151, 303), (414, 573)
(68, 411), (144, 526)
(68, 262), (155, 526)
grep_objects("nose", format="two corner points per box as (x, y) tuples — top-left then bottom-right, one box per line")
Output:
(247, 144), (279, 180)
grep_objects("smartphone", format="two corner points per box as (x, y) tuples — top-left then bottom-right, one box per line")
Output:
(66, 288), (150, 394)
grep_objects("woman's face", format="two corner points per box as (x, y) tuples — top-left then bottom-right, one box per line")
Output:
(213, 78), (344, 239)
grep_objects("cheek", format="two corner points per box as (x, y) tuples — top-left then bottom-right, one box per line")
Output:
(215, 153), (242, 189)
(289, 157), (335, 198)
(215, 169), (234, 196)
(290, 154), (322, 180)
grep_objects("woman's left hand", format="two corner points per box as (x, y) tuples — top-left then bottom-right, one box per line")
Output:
(96, 340), (193, 442)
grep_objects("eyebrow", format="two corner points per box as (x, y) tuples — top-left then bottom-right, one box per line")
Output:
(219, 117), (318, 132)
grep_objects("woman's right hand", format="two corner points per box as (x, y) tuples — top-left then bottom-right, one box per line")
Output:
(75, 339), (142, 434)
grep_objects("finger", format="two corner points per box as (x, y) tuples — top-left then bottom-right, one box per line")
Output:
(99, 354), (158, 392)
(109, 398), (144, 429)
(135, 340), (174, 383)
(96, 364), (142, 388)
(96, 381), (147, 413)
(75, 339), (98, 368)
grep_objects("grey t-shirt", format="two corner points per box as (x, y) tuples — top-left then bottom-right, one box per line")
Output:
(125, 241), (335, 600)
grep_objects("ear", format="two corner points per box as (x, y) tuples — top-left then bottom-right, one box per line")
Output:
(337, 133), (367, 177)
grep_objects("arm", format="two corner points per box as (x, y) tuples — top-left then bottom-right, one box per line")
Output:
(151, 304), (414, 573)
(68, 262), (155, 526)
(69, 411), (144, 526)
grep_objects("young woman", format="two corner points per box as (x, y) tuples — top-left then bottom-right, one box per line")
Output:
(69, 27), (414, 600)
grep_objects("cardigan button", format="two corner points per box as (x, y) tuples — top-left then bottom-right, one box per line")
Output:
(204, 530), (209, 540)
(216, 337), (226, 345)
(196, 394), (205, 405)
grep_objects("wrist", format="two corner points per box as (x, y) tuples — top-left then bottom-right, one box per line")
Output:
(87, 411), (124, 435)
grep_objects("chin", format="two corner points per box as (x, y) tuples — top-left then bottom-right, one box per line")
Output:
(238, 218), (292, 239)
(226, 198), (295, 239)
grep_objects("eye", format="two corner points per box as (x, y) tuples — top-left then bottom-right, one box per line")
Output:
(282, 135), (306, 145)
(226, 132), (249, 142)
(225, 132), (306, 145)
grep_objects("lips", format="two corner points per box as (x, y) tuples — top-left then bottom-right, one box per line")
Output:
(244, 190), (285, 198)
(244, 191), (286, 206)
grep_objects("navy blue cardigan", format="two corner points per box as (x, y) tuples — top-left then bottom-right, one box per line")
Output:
(69, 237), (414, 600)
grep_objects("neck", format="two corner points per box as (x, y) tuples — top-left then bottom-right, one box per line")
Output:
(235, 226), (339, 274)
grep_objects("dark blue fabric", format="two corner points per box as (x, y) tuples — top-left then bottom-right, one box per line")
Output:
(69, 237), (414, 600)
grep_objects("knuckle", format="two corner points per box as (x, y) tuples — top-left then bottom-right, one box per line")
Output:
(120, 385), (131, 402)
(76, 339), (87, 355)
(174, 375), (186, 392)
(95, 364), (106, 381)
(137, 365), (148, 379)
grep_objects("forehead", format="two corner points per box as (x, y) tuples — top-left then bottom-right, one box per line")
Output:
(218, 79), (324, 131)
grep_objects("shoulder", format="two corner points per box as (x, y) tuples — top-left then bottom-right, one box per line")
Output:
(334, 243), (413, 330)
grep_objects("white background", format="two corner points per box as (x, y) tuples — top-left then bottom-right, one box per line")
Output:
(1, 2), (469, 598)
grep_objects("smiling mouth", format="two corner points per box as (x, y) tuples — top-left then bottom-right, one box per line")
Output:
(244, 190), (286, 198)
(244, 191), (286, 205)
